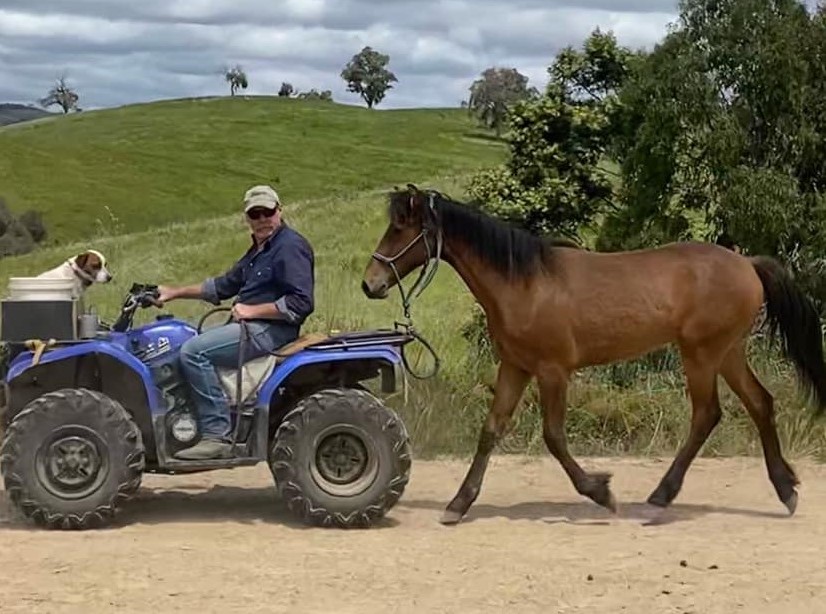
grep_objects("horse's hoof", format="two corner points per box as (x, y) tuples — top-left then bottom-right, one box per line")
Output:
(583, 472), (616, 513)
(605, 491), (618, 515)
(639, 502), (668, 526)
(440, 509), (464, 526)
(783, 490), (798, 516)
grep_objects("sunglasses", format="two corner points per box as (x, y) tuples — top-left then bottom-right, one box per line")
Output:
(247, 208), (276, 220)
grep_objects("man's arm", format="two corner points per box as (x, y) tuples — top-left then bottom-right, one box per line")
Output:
(273, 238), (314, 323)
(159, 261), (245, 305)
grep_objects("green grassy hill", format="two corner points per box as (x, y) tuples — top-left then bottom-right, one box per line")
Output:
(0, 96), (504, 244)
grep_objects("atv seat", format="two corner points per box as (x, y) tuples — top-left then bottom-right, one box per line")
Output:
(216, 332), (330, 406)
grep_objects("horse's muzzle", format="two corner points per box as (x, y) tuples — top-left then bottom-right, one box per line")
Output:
(362, 279), (388, 299)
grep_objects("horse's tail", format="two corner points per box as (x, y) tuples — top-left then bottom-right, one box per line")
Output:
(751, 256), (826, 415)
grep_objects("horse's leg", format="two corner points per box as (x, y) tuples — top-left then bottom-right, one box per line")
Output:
(647, 345), (723, 508)
(537, 364), (617, 512)
(720, 341), (799, 514)
(440, 360), (530, 525)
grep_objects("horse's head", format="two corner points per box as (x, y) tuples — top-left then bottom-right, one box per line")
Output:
(362, 183), (440, 300)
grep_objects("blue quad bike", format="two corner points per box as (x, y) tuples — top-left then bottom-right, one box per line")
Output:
(0, 283), (416, 530)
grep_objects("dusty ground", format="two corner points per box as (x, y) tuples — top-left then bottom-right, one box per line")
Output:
(1, 455), (825, 613)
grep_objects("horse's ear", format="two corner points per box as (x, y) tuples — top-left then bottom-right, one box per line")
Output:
(406, 182), (419, 193)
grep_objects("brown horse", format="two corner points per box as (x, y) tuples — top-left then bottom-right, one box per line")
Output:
(362, 184), (826, 525)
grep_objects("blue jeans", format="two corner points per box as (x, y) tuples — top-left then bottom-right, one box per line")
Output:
(179, 320), (299, 440)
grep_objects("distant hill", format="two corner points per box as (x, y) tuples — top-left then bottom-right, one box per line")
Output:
(0, 96), (505, 244)
(0, 103), (51, 127)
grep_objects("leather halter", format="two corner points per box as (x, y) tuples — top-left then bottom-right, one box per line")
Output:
(370, 192), (443, 320)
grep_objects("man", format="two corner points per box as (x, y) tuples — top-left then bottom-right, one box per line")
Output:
(157, 184), (315, 460)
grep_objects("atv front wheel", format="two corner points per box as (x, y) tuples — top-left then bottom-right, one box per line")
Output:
(270, 388), (411, 528)
(0, 388), (145, 529)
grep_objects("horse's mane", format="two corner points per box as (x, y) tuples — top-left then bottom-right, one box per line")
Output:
(389, 188), (576, 279)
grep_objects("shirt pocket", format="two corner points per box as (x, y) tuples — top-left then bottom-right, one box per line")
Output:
(252, 265), (274, 283)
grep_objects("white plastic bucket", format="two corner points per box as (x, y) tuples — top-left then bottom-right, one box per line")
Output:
(7, 276), (76, 301)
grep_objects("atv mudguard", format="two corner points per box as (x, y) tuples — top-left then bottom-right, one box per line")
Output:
(4, 340), (164, 411)
(253, 344), (406, 407)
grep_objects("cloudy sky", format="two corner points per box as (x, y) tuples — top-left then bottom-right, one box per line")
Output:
(0, 0), (680, 111)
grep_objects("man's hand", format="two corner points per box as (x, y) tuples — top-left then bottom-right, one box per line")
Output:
(156, 284), (204, 305)
(156, 285), (175, 306)
(231, 303), (261, 320)
(156, 285), (185, 306)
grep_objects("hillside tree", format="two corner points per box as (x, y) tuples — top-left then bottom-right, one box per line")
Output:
(340, 46), (397, 109)
(278, 82), (294, 97)
(224, 65), (248, 96)
(40, 75), (79, 114)
(467, 67), (538, 136)
(466, 30), (637, 239)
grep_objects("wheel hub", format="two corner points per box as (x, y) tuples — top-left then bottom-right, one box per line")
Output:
(311, 425), (379, 497)
(316, 433), (368, 485)
(36, 426), (110, 500)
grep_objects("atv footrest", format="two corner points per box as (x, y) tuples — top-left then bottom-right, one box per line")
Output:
(161, 456), (260, 472)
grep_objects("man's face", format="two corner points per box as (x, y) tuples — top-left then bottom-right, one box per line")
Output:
(246, 206), (280, 242)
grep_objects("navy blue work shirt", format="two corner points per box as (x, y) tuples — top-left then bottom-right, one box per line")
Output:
(201, 223), (315, 327)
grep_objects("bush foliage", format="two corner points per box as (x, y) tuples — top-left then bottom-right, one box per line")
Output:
(0, 197), (47, 258)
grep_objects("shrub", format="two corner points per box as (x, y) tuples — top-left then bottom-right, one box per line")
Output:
(18, 210), (47, 243)
(0, 196), (48, 258)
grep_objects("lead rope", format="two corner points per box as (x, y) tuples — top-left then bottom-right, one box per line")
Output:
(376, 194), (443, 381)
(396, 230), (441, 380)
(228, 318), (250, 450)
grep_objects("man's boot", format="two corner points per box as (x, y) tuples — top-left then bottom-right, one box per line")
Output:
(173, 437), (233, 460)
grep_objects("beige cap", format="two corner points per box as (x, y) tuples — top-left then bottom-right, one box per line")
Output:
(243, 184), (281, 212)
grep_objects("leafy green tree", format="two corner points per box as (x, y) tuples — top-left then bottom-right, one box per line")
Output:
(606, 0), (826, 251)
(340, 46), (397, 109)
(550, 27), (635, 105)
(466, 30), (636, 239)
(467, 67), (537, 136)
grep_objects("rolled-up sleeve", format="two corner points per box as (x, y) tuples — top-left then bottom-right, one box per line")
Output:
(273, 238), (315, 324)
(201, 261), (244, 305)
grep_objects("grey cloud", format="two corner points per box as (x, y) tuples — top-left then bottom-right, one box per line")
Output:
(0, 0), (678, 25)
(0, 2), (679, 110)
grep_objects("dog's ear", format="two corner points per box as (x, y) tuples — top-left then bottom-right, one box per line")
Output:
(74, 252), (91, 270)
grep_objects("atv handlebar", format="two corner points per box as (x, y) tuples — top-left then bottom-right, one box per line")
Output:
(110, 283), (161, 332)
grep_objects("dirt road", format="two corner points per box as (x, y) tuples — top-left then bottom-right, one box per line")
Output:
(1, 455), (825, 613)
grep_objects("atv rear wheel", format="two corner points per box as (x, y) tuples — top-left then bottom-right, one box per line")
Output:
(270, 388), (411, 528)
(0, 388), (145, 529)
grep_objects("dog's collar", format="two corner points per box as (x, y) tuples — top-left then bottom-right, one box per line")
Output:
(68, 259), (95, 285)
